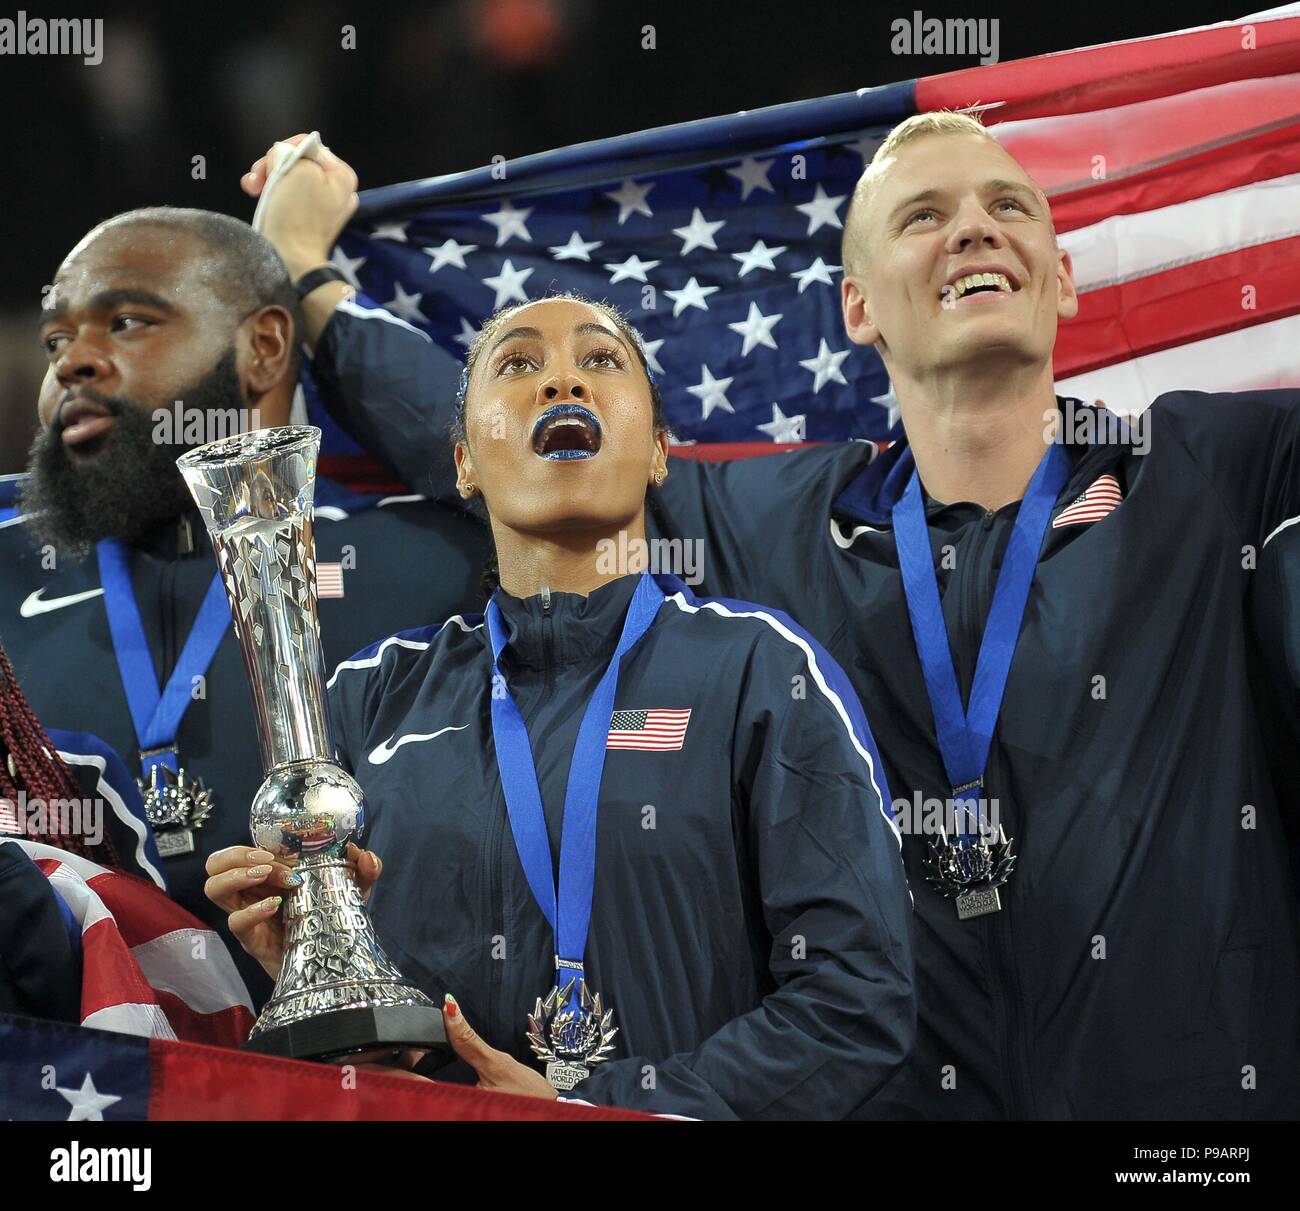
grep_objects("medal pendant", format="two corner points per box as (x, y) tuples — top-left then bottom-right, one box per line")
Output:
(922, 825), (1017, 920)
(527, 972), (619, 1089)
(138, 757), (215, 858)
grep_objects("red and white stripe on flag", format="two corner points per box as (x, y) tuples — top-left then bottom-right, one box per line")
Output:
(607, 708), (692, 751)
(15, 840), (255, 1048)
(916, 11), (1300, 411)
(316, 562), (345, 598)
(1052, 474), (1124, 528)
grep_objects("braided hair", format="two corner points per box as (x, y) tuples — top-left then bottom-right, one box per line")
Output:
(0, 641), (121, 867)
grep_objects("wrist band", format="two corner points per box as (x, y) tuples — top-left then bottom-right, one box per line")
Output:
(293, 265), (348, 300)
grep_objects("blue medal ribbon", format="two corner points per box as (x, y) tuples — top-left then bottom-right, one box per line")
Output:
(892, 442), (1070, 843)
(96, 538), (231, 784)
(486, 572), (665, 1018)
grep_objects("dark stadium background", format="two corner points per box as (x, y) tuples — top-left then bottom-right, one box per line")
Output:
(0, 0), (1246, 473)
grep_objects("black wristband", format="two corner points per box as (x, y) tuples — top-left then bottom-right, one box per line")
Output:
(293, 264), (348, 300)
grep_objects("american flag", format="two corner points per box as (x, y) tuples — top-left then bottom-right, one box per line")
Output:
(6, 839), (254, 1048)
(1052, 474), (1124, 528)
(607, 708), (692, 751)
(316, 561), (344, 598)
(309, 9), (1300, 466)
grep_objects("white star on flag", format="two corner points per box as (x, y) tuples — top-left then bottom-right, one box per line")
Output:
(605, 254), (660, 285)
(796, 184), (847, 235)
(453, 316), (481, 348)
(371, 222), (409, 242)
(799, 338), (851, 393)
(727, 157), (775, 200)
(642, 338), (665, 375)
(549, 231), (604, 262)
(384, 281), (425, 323)
(790, 257), (841, 293)
(870, 381), (902, 429)
(424, 239), (476, 273)
(732, 239), (787, 276)
(687, 364), (735, 420)
(57, 1072), (122, 1122)
(757, 403), (806, 443)
(482, 259), (534, 309)
(672, 208), (726, 255)
(728, 302), (782, 356)
(330, 247), (365, 290)
(605, 178), (655, 224)
(481, 199), (534, 246)
(664, 276), (719, 317)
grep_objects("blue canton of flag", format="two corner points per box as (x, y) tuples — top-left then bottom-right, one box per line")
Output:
(327, 82), (918, 447)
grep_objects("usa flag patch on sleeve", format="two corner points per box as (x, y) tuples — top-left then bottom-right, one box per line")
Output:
(606, 709), (692, 751)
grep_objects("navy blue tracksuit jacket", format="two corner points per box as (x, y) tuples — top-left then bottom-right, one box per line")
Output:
(308, 295), (1300, 1119)
(326, 572), (915, 1120)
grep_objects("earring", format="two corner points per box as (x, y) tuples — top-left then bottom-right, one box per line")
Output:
(654, 471), (665, 485)
(463, 483), (476, 496)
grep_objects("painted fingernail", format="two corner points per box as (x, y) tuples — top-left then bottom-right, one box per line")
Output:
(285, 872), (303, 886)
(248, 850), (274, 862)
(263, 896), (283, 911)
(444, 994), (458, 1018)
(248, 865), (270, 877)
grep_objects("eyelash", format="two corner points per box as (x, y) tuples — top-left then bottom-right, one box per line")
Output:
(495, 346), (626, 375)
(907, 198), (1024, 225)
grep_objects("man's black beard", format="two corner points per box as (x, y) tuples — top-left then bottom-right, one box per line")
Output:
(20, 349), (246, 559)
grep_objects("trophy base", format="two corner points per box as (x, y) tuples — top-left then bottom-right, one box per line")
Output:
(243, 1002), (449, 1063)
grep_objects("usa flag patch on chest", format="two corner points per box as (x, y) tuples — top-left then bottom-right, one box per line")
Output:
(1052, 474), (1123, 528)
(607, 709), (692, 751)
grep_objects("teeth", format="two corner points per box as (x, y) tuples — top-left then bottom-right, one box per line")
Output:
(952, 272), (1012, 298)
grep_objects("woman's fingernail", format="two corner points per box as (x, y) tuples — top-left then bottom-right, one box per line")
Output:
(248, 865), (270, 878)
(444, 993), (458, 1018)
(248, 850), (274, 863)
(286, 872), (303, 886)
(263, 896), (283, 911)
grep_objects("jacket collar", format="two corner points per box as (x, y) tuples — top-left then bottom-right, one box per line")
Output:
(493, 572), (644, 669)
(831, 395), (1119, 527)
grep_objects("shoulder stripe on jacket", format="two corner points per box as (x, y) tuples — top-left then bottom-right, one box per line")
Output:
(662, 591), (902, 849)
(326, 615), (483, 689)
(51, 739), (166, 891)
(337, 295), (433, 344)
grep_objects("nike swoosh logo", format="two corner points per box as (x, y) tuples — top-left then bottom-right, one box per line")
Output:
(368, 724), (469, 765)
(20, 587), (106, 617)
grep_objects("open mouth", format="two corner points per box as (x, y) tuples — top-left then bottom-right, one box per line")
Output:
(531, 404), (602, 461)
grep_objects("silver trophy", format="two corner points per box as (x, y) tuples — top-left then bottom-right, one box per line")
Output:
(177, 426), (445, 1061)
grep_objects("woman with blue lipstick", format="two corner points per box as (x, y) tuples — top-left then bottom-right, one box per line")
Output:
(203, 294), (915, 1119)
